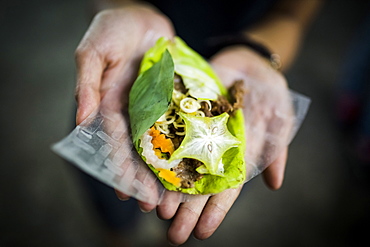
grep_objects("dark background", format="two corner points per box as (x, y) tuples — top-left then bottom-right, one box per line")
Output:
(1, 0), (369, 246)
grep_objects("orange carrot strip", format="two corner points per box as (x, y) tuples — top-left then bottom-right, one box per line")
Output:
(149, 127), (174, 155)
(157, 168), (181, 187)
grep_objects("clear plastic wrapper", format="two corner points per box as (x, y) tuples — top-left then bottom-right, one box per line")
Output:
(52, 65), (310, 205)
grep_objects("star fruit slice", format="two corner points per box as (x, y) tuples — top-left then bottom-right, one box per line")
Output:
(170, 112), (241, 176)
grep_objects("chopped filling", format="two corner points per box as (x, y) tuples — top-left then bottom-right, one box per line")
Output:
(172, 158), (204, 188)
(211, 95), (234, 116)
(174, 74), (187, 94)
(229, 80), (246, 110)
(145, 74), (245, 189)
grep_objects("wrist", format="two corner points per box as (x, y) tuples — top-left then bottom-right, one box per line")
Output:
(207, 34), (282, 71)
(92, 0), (166, 21)
(92, 2), (174, 39)
(210, 45), (271, 72)
(210, 45), (288, 90)
(93, 0), (151, 12)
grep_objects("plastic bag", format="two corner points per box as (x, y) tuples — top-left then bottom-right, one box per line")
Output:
(52, 64), (310, 205)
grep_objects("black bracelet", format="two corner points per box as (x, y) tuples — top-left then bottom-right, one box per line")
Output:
(206, 33), (282, 70)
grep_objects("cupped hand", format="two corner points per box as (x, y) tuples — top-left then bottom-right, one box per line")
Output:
(210, 45), (291, 190)
(75, 3), (174, 125)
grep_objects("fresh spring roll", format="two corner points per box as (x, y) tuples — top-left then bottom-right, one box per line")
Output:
(129, 37), (246, 195)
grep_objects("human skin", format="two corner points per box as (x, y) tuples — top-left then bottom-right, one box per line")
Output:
(75, 0), (321, 245)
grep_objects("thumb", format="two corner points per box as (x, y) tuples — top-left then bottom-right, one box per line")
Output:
(75, 47), (104, 125)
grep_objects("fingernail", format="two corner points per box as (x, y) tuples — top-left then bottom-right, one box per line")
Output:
(114, 190), (130, 201)
(193, 235), (202, 241)
(117, 196), (129, 201)
(168, 241), (178, 246)
(139, 206), (151, 213)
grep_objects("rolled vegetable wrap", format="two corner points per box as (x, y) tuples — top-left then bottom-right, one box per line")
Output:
(129, 37), (246, 194)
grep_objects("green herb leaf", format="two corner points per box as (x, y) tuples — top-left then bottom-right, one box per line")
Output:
(129, 50), (174, 144)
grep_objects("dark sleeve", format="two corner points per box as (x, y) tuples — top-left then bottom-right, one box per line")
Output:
(147, 0), (279, 57)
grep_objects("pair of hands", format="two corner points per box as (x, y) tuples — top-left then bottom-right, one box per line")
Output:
(75, 5), (288, 246)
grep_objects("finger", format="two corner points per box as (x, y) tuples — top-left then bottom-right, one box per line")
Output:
(167, 195), (209, 246)
(156, 191), (182, 220)
(193, 186), (242, 240)
(262, 147), (288, 190)
(114, 189), (131, 201)
(137, 201), (156, 213)
(75, 46), (105, 125)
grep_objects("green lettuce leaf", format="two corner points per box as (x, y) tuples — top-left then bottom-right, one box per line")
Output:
(129, 50), (174, 145)
(130, 37), (246, 195)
